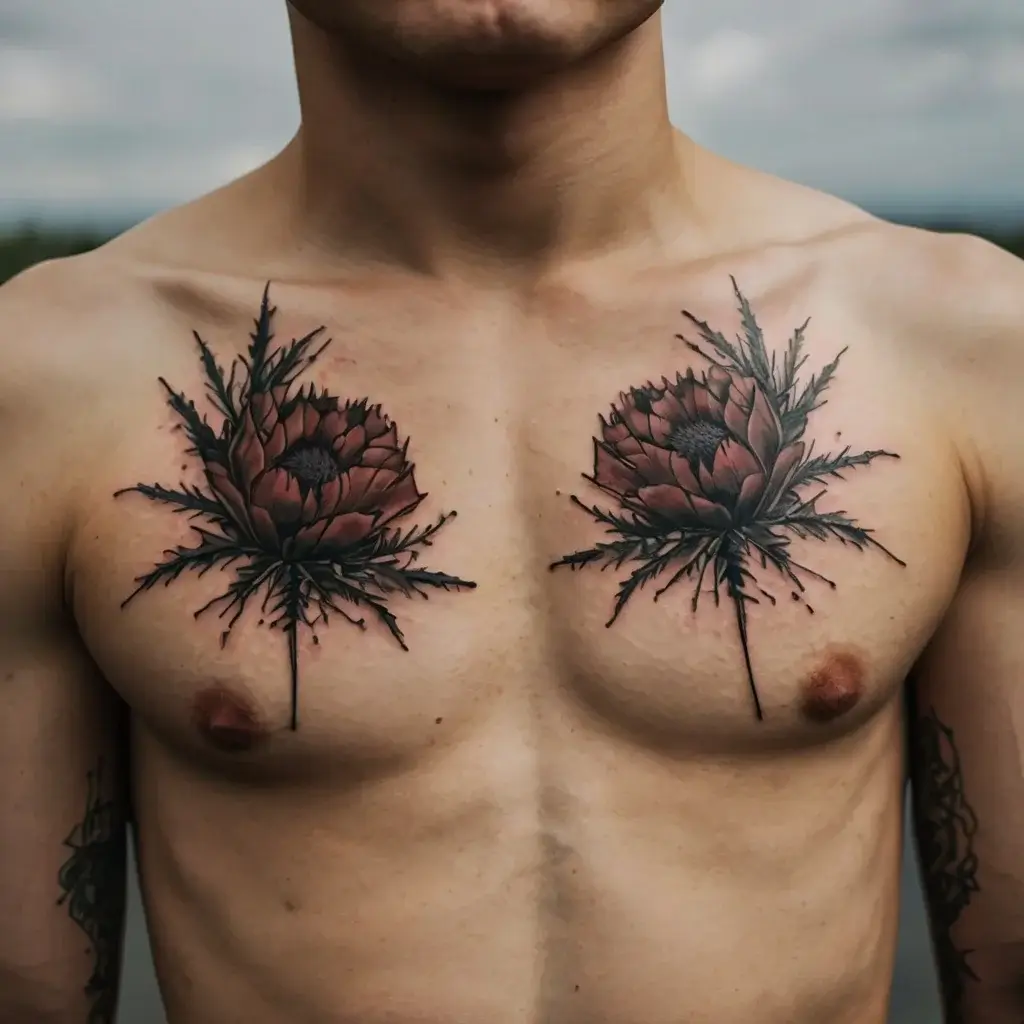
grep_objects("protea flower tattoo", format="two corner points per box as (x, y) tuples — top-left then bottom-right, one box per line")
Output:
(551, 279), (905, 719)
(117, 286), (475, 729)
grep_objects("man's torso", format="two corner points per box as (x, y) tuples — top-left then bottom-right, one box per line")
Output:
(50, 187), (969, 1023)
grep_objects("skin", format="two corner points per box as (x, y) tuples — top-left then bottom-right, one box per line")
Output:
(1, 2), (1023, 1022)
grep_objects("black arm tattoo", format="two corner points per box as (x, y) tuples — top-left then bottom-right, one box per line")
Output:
(56, 757), (127, 1024)
(910, 705), (981, 1023)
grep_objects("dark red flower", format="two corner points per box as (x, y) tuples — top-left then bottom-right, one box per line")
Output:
(207, 391), (423, 557)
(592, 366), (804, 528)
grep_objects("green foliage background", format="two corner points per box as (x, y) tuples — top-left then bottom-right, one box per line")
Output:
(0, 220), (1022, 286)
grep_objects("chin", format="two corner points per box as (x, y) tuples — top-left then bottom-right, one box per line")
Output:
(289, 0), (662, 88)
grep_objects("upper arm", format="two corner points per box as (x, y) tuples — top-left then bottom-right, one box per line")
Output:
(0, 263), (129, 1023)
(906, 232), (1024, 1023)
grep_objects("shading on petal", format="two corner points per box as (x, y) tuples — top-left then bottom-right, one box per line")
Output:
(745, 384), (782, 467)
(318, 512), (376, 548)
(629, 443), (676, 487)
(336, 425), (367, 461)
(668, 452), (702, 493)
(708, 439), (761, 496)
(650, 391), (686, 422)
(637, 484), (698, 518)
(232, 412), (266, 491)
(251, 468), (304, 523)
(734, 471), (766, 521)
(706, 366), (731, 402)
(319, 475), (342, 515)
(340, 466), (390, 510)
(687, 495), (732, 529)
(264, 420), (288, 462)
(249, 506), (280, 550)
(759, 441), (805, 512)
(363, 407), (388, 439)
(206, 465), (253, 534)
(377, 472), (424, 522)
(594, 441), (644, 494)
(282, 405), (307, 448)
(723, 380), (753, 440)
(622, 403), (653, 440)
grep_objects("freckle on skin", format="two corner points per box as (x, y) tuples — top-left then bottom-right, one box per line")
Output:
(191, 685), (270, 752)
(799, 648), (865, 723)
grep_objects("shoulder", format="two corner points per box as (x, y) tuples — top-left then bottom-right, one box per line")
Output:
(819, 218), (1024, 355)
(0, 217), (220, 486)
(825, 219), (1024, 550)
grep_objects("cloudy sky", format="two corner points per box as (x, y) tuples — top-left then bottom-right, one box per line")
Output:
(1, 0), (1023, 226)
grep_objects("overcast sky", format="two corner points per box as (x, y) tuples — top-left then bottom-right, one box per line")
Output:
(1, 0), (1023, 225)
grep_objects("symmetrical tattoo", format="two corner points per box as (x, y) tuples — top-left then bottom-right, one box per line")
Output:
(911, 705), (981, 1022)
(551, 280), (904, 718)
(56, 758), (126, 1024)
(116, 286), (476, 730)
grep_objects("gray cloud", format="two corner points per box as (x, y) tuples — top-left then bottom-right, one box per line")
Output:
(1, 0), (1022, 223)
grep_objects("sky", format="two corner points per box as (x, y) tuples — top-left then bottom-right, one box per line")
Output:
(0, 0), (1022, 226)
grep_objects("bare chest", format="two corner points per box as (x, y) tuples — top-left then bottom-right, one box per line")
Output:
(69, 275), (967, 769)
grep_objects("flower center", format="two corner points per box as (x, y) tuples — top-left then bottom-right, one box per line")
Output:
(668, 419), (729, 465)
(279, 444), (340, 487)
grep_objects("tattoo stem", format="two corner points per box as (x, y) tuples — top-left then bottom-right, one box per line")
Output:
(728, 570), (764, 720)
(287, 616), (299, 731)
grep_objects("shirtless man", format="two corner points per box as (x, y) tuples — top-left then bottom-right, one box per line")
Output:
(2, 2), (1022, 1022)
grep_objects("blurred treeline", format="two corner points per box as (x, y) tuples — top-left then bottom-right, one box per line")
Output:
(1, 220), (1023, 285)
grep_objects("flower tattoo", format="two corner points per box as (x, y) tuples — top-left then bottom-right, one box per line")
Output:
(551, 279), (905, 719)
(117, 286), (476, 729)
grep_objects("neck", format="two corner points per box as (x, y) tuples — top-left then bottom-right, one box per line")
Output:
(275, 10), (691, 279)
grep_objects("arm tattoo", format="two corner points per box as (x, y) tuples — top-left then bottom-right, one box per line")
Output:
(56, 757), (127, 1024)
(550, 279), (904, 719)
(114, 285), (476, 731)
(910, 706), (981, 1022)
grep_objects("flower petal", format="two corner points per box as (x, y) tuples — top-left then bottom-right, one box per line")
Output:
(676, 377), (699, 419)
(638, 483), (698, 518)
(602, 417), (631, 446)
(319, 475), (342, 514)
(686, 494), (732, 529)
(231, 410), (266, 491)
(706, 366), (732, 403)
(300, 489), (319, 524)
(376, 471), (424, 523)
(361, 446), (405, 470)
(249, 506), (280, 550)
(366, 424), (400, 452)
(759, 441), (805, 513)
(745, 384), (782, 467)
(669, 452), (702, 493)
(734, 472), (766, 522)
(650, 390), (686, 422)
(629, 442), (676, 487)
(340, 466), (396, 510)
(264, 420), (287, 462)
(206, 465), (253, 535)
(282, 405), (308, 448)
(593, 441), (644, 494)
(622, 402), (653, 441)
(723, 376), (756, 441)
(318, 512), (376, 547)
(336, 425), (367, 461)
(707, 439), (761, 496)
(251, 468), (304, 523)
(363, 406), (389, 439)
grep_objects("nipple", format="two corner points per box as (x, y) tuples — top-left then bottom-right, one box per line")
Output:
(191, 685), (269, 753)
(798, 648), (865, 723)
